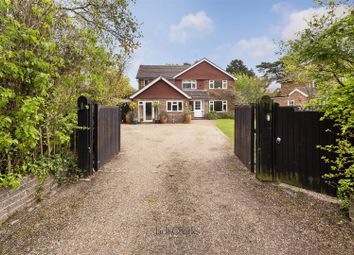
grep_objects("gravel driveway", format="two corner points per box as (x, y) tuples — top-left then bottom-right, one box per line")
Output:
(1, 120), (353, 255)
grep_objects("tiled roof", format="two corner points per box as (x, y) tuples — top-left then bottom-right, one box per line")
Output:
(184, 90), (209, 99)
(136, 65), (191, 79)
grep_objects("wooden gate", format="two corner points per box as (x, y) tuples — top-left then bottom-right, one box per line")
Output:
(77, 96), (121, 176)
(234, 105), (255, 171)
(94, 104), (121, 171)
(255, 97), (336, 194)
(234, 96), (336, 195)
(273, 106), (336, 194)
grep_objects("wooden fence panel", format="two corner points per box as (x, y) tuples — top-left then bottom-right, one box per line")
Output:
(235, 104), (254, 171)
(94, 104), (121, 171)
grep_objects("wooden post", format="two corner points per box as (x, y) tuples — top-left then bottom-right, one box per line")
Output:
(256, 96), (274, 181)
(94, 103), (100, 171)
(77, 96), (93, 176)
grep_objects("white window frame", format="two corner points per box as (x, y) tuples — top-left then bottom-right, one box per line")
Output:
(209, 80), (227, 89)
(288, 100), (295, 106)
(166, 100), (183, 112)
(182, 80), (197, 89)
(209, 100), (227, 112)
(144, 79), (150, 86)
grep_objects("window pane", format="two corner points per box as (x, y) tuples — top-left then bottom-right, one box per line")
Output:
(183, 80), (196, 89)
(214, 101), (223, 111)
(182, 81), (191, 89)
(189, 101), (194, 111)
(223, 101), (227, 111)
(178, 102), (182, 111)
(214, 80), (222, 88)
(172, 104), (178, 111)
(222, 80), (227, 89)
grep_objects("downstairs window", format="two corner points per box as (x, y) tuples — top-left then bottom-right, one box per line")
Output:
(166, 101), (183, 112)
(209, 100), (227, 112)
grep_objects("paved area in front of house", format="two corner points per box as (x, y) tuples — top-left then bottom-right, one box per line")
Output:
(0, 120), (353, 255)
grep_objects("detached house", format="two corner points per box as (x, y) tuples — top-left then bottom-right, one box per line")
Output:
(272, 82), (317, 107)
(129, 58), (236, 123)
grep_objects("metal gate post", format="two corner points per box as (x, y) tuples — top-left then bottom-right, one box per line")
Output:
(256, 96), (274, 181)
(77, 96), (94, 176)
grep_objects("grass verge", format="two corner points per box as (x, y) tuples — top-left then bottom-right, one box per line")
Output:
(215, 119), (234, 140)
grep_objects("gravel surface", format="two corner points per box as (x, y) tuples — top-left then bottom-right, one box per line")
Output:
(1, 120), (353, 255)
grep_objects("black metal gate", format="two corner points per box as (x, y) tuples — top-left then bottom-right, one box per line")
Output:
(77, 96), (121, 176)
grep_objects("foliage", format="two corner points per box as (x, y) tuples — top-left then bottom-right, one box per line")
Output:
(126, 111), (135, 119)
(152, 101), (160, 108)
(234, 74), (267, 104)
(206, 112), (234, 120)
(206, 112), (218, 120)
(256, 61), (287, 83)
(159, 111), (168, 119)
(183, 110), (191, 116)
(129, 101), (138, 111)
(280, 1), (354, 204)
(226, 59), (255, 77)
(0, 0), (140, 189)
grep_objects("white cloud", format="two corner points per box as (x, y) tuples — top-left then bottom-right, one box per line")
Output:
(169, 11), (213, 43)
(272, 3), (349, 40)
(235, 37), (276, 58)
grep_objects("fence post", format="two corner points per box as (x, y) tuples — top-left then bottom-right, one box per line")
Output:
(256, 96), (274, 181)
(250, 103), (255, 172)
(77, 96), (94, 176)
(118, 107), (121, 153)
(94, 103), (100, 171)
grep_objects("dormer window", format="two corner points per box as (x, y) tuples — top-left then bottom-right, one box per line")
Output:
(209, 80), (227, 89)
(182, 80), (197, 89)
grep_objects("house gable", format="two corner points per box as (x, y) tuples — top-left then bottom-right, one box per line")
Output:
(130, 77), (191, 100)
(289, 88), (308, 97)
(173, 58), (236, 80)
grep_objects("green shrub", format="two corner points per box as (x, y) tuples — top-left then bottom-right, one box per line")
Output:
(206, 112), (234, 120)
(206, 112), (218, 120)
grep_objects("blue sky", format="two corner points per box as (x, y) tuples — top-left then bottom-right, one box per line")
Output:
(126, 0), (332, 88)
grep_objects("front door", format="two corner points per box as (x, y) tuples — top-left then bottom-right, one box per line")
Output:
(193, 100), (203, 118)
(144, 101), (153, 122)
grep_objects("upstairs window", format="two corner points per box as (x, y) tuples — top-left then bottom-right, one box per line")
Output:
(167, 101), (183, 112)
(182, 80), (197, 89)
(209, 80), (227, 89)
(144, 79), (150, 86)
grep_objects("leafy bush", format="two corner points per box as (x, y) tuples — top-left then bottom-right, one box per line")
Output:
(206, 112), (219, 120)
(207, 112), (234, 120)
(281, 1), (354, 205)
(0, 0), (139, 189)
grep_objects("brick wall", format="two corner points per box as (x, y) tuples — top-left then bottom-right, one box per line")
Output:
(289, 91), (308, 106)
(0, 176), (58, 224)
